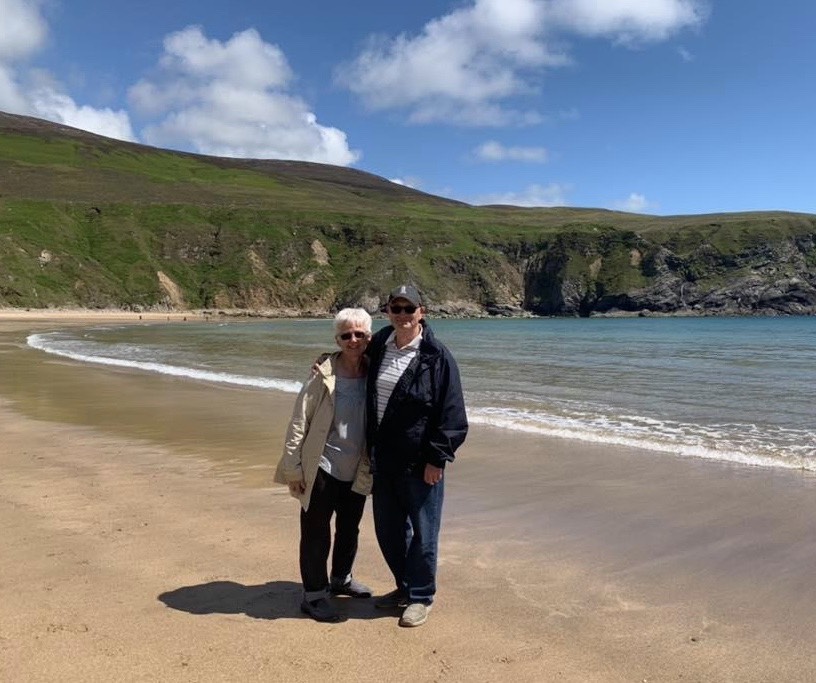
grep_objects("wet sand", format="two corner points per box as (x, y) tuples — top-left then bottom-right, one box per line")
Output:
(2, 315), (816, 681)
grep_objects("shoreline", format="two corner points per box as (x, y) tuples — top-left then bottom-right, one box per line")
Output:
(0, 308), (227, 323)
(3, 318), (816, 680)
(2, 306), (813, 324)
(17, 314), (814, 477)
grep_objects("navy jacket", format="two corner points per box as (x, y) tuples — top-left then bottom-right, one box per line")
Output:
(366, 321), (468, 475)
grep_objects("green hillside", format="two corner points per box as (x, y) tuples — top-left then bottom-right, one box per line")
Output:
(1, 111), (815, 316)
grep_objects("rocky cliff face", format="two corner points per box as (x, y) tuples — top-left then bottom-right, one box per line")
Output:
(518, 230), (816, 317)
(7, 220), (816, 317)
(163, 226), (816, 317)
(3, 194), (816, 317)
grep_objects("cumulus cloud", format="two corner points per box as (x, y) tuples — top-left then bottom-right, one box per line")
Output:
(0, 0), (48, 62)
(471, 182), (570, 207)
(130, 26), (359, 165)
(546, 0), (707, 45)
(0, 64), (28, 113)
(0, 0), (47, 114)
(474, 140), (549, 163)
(337, 0), (706, 125)
(1, 11), (355, 163)
(336, 0), (563, 126)
(0, 0), (135, 140)
(29, 86), (136, 141)
(611, 192), (655, 213)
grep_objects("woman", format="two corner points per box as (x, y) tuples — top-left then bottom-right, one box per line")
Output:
(274, 308), (373, 623)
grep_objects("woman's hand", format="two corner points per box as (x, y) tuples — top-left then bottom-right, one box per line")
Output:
(288, 480), (305, 494)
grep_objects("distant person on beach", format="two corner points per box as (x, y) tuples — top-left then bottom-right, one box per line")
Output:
(275, 308), (373, 623)
(367, 285), (468, 627)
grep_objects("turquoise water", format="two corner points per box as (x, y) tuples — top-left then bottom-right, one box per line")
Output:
(27, 316), (816, 471)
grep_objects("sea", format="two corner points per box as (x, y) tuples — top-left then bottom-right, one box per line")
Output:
(26, 316), (816, 472)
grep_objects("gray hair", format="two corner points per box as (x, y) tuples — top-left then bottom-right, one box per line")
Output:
(334, 307), (372, 335)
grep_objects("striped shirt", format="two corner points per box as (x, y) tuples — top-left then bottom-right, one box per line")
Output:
(375, 330), (422, 425)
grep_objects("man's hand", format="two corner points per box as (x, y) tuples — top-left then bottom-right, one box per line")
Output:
(311, 352), (332, 375)
(424, 464), (444, 486)
(288, 480), (305, 494)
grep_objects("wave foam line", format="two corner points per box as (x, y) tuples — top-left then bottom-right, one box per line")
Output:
(468, 409), (812, 472)
(27, 333), (302, 394)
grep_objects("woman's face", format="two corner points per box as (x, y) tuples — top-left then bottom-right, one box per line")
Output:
(335, 321), (371, 357)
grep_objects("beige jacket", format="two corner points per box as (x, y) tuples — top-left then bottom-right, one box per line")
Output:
(274, 353), (372, 511)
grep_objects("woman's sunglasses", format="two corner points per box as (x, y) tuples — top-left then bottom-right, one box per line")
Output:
(338, 331), (368, 341)
(389, 305), (417, 314)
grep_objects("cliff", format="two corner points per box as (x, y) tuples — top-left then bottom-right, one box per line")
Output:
(2, 112), (815, 316)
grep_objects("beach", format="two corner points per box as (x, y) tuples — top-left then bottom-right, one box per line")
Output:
(3, 312), (816, 682)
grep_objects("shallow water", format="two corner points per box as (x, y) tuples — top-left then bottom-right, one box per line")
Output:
(25, 316), (816, 471)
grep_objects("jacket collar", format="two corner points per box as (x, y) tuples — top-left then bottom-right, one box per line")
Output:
(316, 352), (339, 395)
(417, 321), (442, 359)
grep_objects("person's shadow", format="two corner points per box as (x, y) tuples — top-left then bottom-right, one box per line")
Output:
(158, 580), (393, 621)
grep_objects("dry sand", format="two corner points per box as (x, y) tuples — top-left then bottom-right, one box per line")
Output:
(2, 313), (816, 682)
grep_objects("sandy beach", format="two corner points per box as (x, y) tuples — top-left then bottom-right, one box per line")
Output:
(3, 312), (816, 682)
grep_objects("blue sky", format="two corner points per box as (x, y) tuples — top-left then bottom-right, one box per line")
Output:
(1, 0), (814, 216)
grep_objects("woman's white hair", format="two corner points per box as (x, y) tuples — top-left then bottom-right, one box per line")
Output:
(334, 307), (372, 335)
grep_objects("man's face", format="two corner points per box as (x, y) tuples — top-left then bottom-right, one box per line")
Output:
(387, 297), (423, 334)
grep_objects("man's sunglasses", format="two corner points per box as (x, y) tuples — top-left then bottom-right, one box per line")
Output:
(389, 304), (417, 314)
(338, 331), (368, 341)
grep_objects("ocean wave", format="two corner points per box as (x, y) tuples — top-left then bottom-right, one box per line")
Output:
(468, 406), (816, 471)
(26, 331), (816, 472)
(26, 333), (303, 394)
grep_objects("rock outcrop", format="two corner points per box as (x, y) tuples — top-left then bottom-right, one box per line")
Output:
(519, 229), (816, 317)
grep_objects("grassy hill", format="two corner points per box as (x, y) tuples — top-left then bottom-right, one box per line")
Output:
(2, 111), (815, 315)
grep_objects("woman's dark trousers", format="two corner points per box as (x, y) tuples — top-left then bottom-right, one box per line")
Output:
(300, 468), (366, 599)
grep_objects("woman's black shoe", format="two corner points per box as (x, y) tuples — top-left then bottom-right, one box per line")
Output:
(300, 597), (343, 623)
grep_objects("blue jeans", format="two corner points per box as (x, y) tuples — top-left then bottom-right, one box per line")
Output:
(372, 471), (445, 605)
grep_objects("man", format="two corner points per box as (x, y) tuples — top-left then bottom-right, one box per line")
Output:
(365, 284), (468, 627)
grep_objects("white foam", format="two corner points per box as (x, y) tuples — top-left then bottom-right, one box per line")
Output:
(26, 333), (302, 393)
(467, 407), (815, 472)
(26, 331), (816, 473)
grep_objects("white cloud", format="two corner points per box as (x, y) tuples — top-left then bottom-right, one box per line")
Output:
(336, 0), (566, 126)
(1, 14), (356, 163)
(546, 0), (707, 45)
(158, 26), (292, 90)
(471, 182), (570, 207)
(0, 0), (47, 113)
(0, 0), (135, 140)
(130, 26), (359, 165)
(611, 192), (655, 213)
(678, 46), (694, 62)
(0, 64), (28, 113)
(474, 140), (549, 163)
(0, 0), (48, 62)
(29, 87), (136, 141)
(337, 0), (706, 125)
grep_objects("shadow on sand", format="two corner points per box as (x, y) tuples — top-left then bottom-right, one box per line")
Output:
(158, 580), (396, 622)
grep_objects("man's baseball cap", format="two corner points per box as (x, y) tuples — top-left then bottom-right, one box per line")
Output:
(387, 284), (422, 307)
